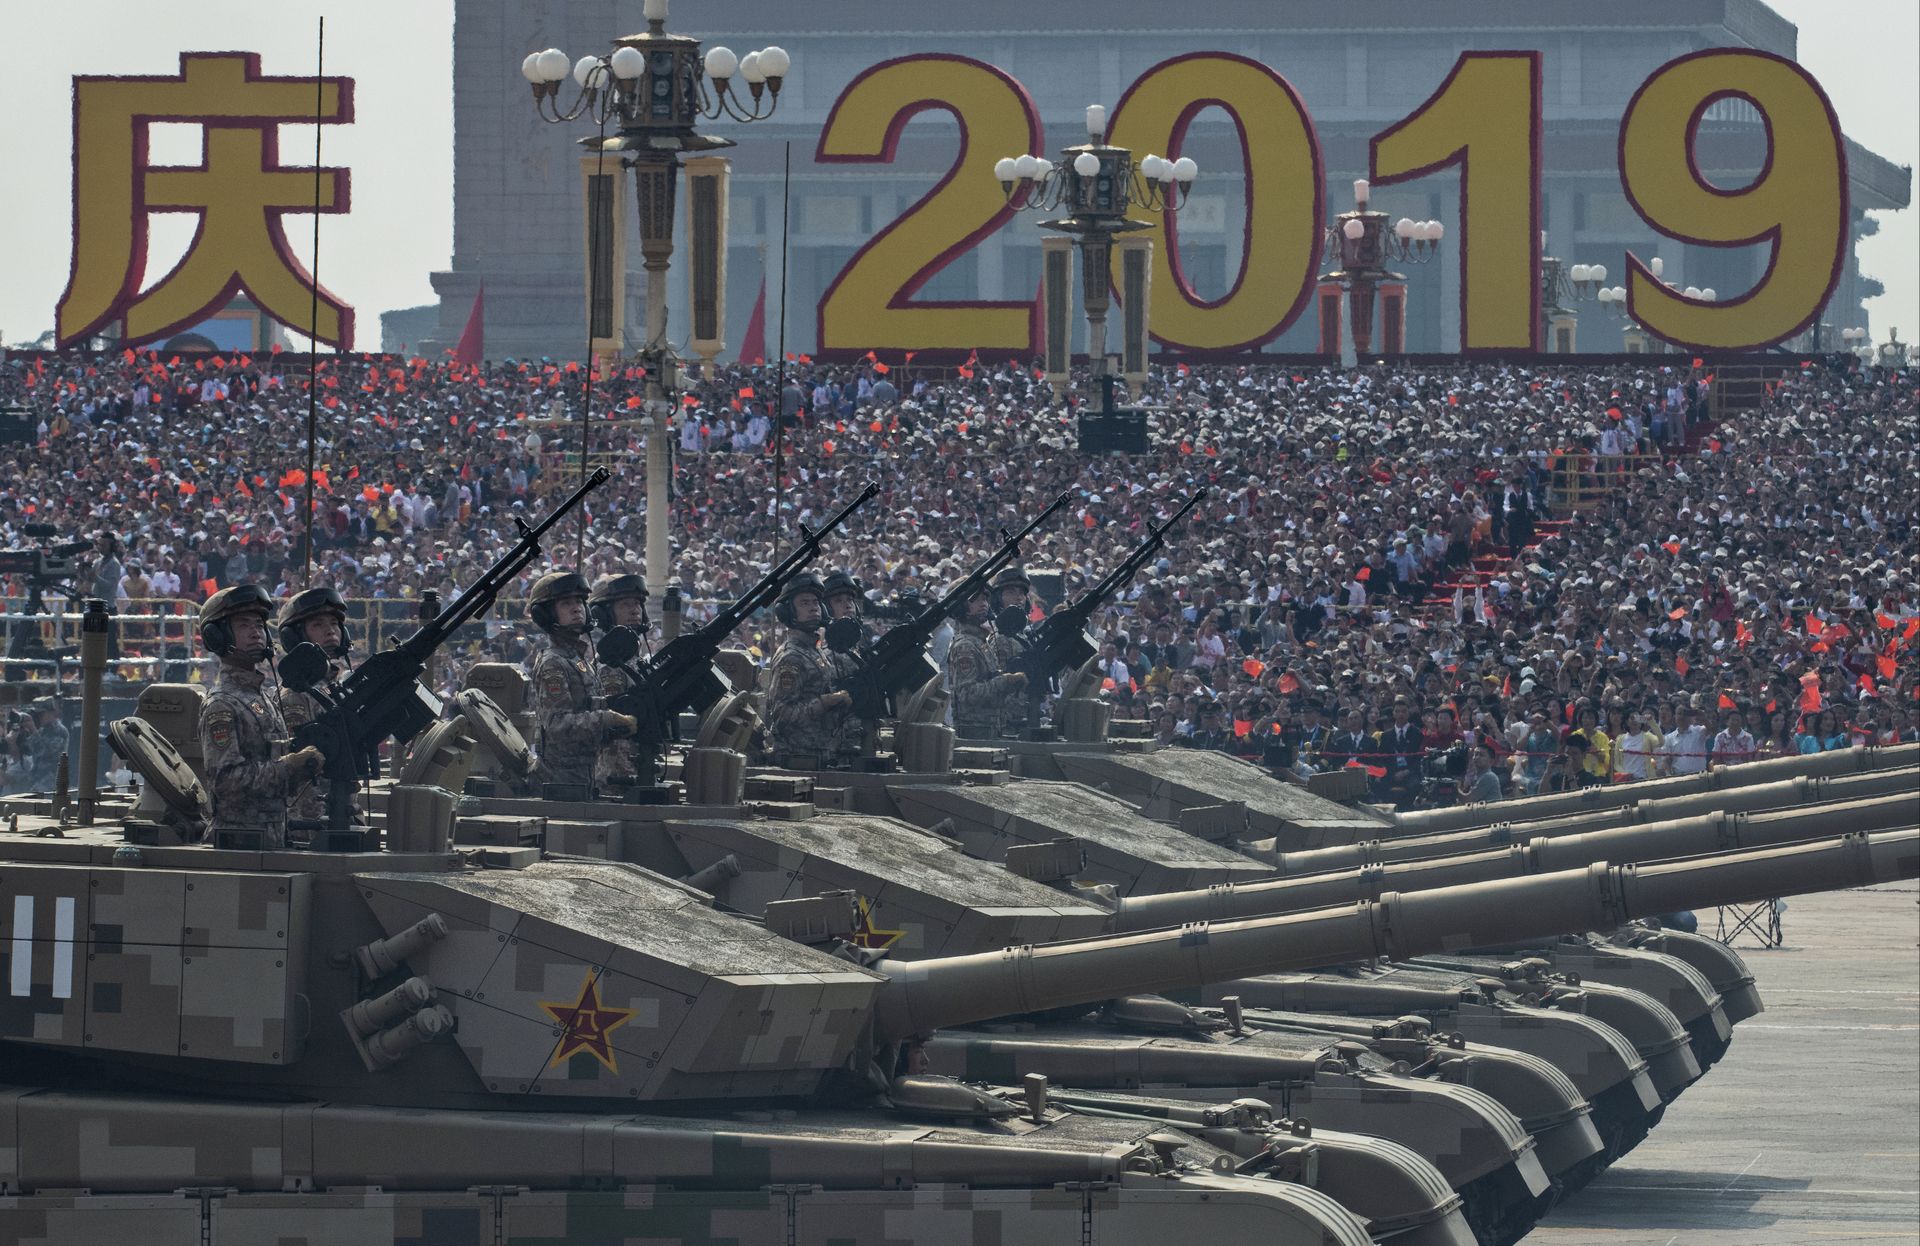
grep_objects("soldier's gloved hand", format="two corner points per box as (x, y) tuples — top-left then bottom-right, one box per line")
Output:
(821, 690), (853, 711)
(611, 713), (640, 737)
(288, 746), (326, 780)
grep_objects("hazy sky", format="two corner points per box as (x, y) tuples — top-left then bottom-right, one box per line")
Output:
(1, 0), (1911, 351)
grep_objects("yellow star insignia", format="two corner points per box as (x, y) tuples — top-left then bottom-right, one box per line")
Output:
(539, 970), (635, 1073)
(849, 895), (905, 950)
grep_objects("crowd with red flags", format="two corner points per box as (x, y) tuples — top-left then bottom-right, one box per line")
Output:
(1, 344), (1913, 799)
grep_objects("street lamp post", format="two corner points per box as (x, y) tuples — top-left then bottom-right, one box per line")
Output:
(1318, 181), (1440, 359)
(521, 0), (790, 593)
(995, 105), (1195, 393)
(1591, 258), (1713, 354)
(1539, 236), (1608, 353)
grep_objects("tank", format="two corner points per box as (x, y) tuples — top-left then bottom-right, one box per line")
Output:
(3, 725), (1909, 1246)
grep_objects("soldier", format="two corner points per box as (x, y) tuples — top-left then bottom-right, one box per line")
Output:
(820, 569), (872, 762)
(525, 570), (637, 798)
(22, 699), (69, 793)
(196, 584), (324, 847)
(945, 585), (1027, 739)
(588, 573), (650, 786)
(273, 586), (353, 823)
(762, 574), (853, 767)
(987, 566), (1035, 736)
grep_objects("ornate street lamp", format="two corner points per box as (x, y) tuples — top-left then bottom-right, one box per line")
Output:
(995, 105), (1195, 391)
(1318, 180), (1441, 357)
(521, 0), (790, 592)
(1591, 257), (1714, 355)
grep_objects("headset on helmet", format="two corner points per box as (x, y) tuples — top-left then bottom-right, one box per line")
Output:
(528, 570), (592, 634)
(774, 572), (826, 629)
(200, 583), (276, 658)
(588, 573), (650, 633)
(276, 585), (352, 658)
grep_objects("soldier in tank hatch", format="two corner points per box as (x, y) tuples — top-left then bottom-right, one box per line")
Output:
(196, 584), (324, 847)
(524, 570), (636, 798)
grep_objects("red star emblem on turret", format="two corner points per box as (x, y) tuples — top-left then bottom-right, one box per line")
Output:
(849, 895), (905, 950)
(539, 970), (635, 1073)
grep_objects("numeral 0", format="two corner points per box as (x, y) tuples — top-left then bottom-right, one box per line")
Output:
(1619, 50), (1848, 351)
(1105, 53), (1323, 352)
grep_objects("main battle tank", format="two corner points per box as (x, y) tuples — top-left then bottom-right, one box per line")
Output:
(3, 730), (1909, 1246)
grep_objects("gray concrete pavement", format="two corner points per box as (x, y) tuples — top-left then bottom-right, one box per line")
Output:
(1531, 883), (1920, 1244)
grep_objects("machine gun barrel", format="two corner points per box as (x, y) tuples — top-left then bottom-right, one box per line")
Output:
(611, 485), (877, 745)
(871, 828), (1918, 1041)
(288, 470), (609, 826)
(847, 492), (1070, 715)
(1013, 488), (1205, 687)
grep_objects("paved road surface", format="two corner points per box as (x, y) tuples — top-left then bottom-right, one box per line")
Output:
(1530, 883), (1919, 1244)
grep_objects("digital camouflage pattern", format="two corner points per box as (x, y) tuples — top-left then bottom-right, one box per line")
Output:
(946, 622), (1023, 738)
(22, 721), (68, 793)
(761, 634), (850, 764)
(197, 662), (302, 847)
(596, 660), (637, 785)
(525, 635), (622, 790)
(987, 629), (1032, 735)
(276, 674), (340, 822)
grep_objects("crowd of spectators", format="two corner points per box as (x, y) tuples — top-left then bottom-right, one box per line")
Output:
(2, 343), (1914, 805)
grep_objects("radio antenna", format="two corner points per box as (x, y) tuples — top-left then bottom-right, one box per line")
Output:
(301, 14), (326, 587)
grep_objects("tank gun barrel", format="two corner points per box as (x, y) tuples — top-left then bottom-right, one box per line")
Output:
(1385, 744), (1918, 835)
(873, 829), (1917, 1042)
(1113, 798), (1919, 931)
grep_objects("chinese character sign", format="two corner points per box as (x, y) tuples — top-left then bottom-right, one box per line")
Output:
(57, 52), (355, 349)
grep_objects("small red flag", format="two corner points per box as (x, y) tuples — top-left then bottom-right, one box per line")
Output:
(1233, 719), (1252, 738)
(1668, 607), (1686, 620)
(1364, 764), (1388, 779)
(1718, 693), (1737, 710)
(1242, 658), (1265, 679)
(1877, 654), (1898, 680)
(1876, 613), (1898, 630)
(1675, 655), (1690, 676)
(1355, 566), (1371, 582)
(1805, 615), (1825, 636)
(1278, 673), (1301, 695)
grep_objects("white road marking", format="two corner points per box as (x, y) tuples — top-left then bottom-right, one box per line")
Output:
(51, 896), (74, 1000)
(9, 895), (30, 997)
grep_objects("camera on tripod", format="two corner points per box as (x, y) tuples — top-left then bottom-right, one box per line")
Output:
(0, 525), (93, 582)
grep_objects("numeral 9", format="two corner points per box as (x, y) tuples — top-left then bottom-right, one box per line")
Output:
(1619, 50), (1847, 350)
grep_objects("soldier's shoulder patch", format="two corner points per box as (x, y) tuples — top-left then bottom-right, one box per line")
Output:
(770, 660), (802, 696)
(203, 703), (236, 751)
(537, 665), (572, 703)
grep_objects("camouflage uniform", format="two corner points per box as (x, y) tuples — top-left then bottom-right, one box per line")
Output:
(596, 661), (638, 785)
(987, 630), (1032, 736)
(24, 716), (68, 791)
(199, 661), (304, 847)
(527, 633), (625, 790)
(276, 662), (342, 822)
(948, 621), (1023, 738)
(763, 633), (851, 765)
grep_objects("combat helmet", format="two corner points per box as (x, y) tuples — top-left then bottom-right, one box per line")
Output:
(528, 570), (591, 633)
(589, 572), (649, 633)
(775, 572), (827, 629)
(277, 585), (352, 657)
(199, 583), (276, 658)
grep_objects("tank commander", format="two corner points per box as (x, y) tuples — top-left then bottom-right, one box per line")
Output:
(273, 586), (353, 822)
(945, 585), (1026, 739)
(525, 570), (637, 798)
(196, 584), (324, 847)
(762, 573), (852, 768)
(588, 572), (651, 786)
